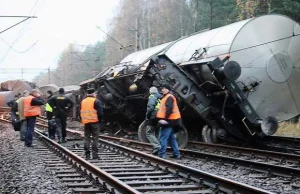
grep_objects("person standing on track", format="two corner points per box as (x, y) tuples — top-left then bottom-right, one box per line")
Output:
(7, 93), (21, 130)
(156, 84), (181, 159)
(45, 90), (55, 139)
(24, 89), (45, 147)
(17, 90), (29, 141)
(145, 86), (162, 155)
(48, 88), (74, 143)
(80, 88), (103, 159)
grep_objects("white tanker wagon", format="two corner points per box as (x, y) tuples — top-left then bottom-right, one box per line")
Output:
(95, 14), (300, 147)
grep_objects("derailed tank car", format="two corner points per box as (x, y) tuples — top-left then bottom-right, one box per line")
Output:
(90, 15), (300, 147)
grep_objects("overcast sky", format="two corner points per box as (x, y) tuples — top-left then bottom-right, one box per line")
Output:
(0, 0), (120, 82)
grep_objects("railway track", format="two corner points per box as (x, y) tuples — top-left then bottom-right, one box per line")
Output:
(257, 136), (300, 154)
(83, 134), (300, 192)
(0, 116), (273, 194)
(21, 117), (300, 188)
(35, 119), (300, 192)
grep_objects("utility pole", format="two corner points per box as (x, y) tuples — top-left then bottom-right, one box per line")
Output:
(135, 18), (140, 51)
(94, 60), (96, 77)
(48, 67), (51, 84)
(62, 65), (65, 86)
(210, 0), (213, 29)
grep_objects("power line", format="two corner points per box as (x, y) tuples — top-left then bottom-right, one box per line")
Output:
(0, 0), (40, 64)
(96, 26), (130, 51)
(0, 36), (38, 53)
(0, 16), (36, 34)
(0, 16), (37, 18)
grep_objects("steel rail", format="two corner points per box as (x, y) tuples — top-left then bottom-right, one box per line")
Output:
(33, 129), (141, 194)
(65, 130), (273, 194)
(97, 137), (273, 194)
(95, 135), (300, 177)
(97, 134), (300, 162)
(0, 118), (140, 194)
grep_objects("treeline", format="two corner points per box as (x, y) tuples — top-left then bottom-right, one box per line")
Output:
(34, 0), (300, 87)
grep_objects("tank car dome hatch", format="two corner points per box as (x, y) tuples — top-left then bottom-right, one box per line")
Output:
(163, 14), (300, 122)
(119, 42), (173, 66)
(38, 84), (59, 96)
(63, 85), (80, 93)
(0, 80), (33, 95)
(0, 91), (15, 107)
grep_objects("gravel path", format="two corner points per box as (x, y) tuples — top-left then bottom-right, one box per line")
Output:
(0, 123), (72, 194)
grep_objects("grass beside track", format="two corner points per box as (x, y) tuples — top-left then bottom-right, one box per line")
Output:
(275, 122), (300, 137)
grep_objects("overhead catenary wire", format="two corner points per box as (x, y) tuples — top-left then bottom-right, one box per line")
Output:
(0, 0), (40, 64)
(0, 36), (38, 53)
(0, 16), (36, 34)
(96, 26), (130, 51)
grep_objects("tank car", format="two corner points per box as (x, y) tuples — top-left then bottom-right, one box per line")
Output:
(86, 15), (300, 147)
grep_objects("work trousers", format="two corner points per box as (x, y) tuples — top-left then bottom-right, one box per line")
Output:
(25, 116), (37, 146)
(46, 111), (55, 138)
(84, 123), (100, 158)
(158, 126), (180, 158)
(55, 115), (67, 140)
(145, 119), (160, 151)
(20, 119), (27, 141)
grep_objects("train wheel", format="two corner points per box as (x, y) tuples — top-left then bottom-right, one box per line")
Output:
(138, 120), (188, 148)
(202, 125), (218, 143)
(174, 126), (188, 148)
(211, 126), (218, 143)
(138, 120), (150, 143)
(201, 125), (209, 143)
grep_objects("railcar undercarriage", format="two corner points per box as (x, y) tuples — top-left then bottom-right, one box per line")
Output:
(91, 54), (278, 148)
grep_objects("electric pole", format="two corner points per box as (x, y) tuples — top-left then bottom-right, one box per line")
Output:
(135, 18), (140, 51)
(210, 0), (213, 29)
(48, 67), (51, 84)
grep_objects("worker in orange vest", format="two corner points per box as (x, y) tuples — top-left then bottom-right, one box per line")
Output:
(80, 88), (103, 159)
(156, 84), (181, 159)
(24, 89), (45, 147)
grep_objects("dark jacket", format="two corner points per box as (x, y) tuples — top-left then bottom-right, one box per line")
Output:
(48, 94), (74, 117)
(31, 96), (45, 106)
(7, 99), (18, 113)
(79, 95), (104, 122)
(146, 92), (162, 120)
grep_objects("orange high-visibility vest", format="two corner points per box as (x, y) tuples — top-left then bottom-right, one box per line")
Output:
(24, 96), (41, 117)
(156, 93), (181, 120)
(80, 97), (99, 124)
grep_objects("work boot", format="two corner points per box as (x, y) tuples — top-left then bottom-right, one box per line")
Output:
(169, 155), (181, 159)
(152, 149), (159, 156)
(62, 138), (67, 143)
(92, 154), (99, 160)
(85, 152), (90, 160)
(57, 137), (62, 144)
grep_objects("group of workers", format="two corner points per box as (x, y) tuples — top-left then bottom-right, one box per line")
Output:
(7, 84), (181, 160)
(7, 88), (74, 146)
(145, 84), (182, 159)
(8, 89), (45, 147)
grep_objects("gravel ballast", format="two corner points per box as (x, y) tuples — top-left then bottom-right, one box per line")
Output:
(0, 123), (72, 194)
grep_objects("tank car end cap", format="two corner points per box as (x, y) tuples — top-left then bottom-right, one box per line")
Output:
(261, 116), (278, 136)
(224, 61), (241, 80)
